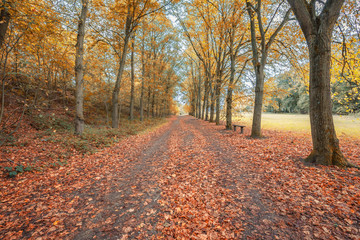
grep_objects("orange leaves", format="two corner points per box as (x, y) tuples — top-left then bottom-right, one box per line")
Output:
(155, 118), (244, 238)
(1, 116), (359, 239)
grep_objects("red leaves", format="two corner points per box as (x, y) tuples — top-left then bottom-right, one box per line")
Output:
(216, 124), (360, 239)
(0, 118), (174, 239)
(155, 116), (360, 239)
(155, 120), (243, 238)
(1, 116), (359, 239)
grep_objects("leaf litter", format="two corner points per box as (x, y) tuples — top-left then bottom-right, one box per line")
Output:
(1, 116), (359, 239)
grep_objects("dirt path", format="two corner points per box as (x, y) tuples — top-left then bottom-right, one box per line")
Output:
(69, 116), (297, 239)
(1, 116), (359, 239)
(153, 116), (297, 239)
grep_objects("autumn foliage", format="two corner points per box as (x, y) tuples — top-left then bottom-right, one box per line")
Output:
(1, 116), (359, 239)
(0, 0), (359, 239)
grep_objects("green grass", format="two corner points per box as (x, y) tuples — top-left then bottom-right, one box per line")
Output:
(28, 106), (168, 155)
(233, 113), (360, 139)
(36, 117), (168, 155)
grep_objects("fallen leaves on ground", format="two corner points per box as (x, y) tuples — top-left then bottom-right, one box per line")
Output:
(1, 116), (359, 239)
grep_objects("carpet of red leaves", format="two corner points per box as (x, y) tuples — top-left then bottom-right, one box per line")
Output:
(1, 116), (359, 239)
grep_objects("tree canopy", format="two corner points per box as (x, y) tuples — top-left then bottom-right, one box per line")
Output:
(0, 0), (359, 167)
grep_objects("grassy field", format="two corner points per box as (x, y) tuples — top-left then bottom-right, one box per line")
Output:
(233, 113), (360, 139)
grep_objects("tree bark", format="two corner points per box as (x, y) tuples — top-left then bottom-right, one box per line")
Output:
(74, 0), (88, 135)
(202, 73), (209, 120)
(112, 34), (130, 128)
(139, 73), (144, 121)
(247, 0), (290, 138)
(205, 89), (209, 120)
(215, 76), (221, 125)
(225, 88), (233, 130)
(151, 91), (155, 118)
(306, 33), (347, 166)
(247, 0), (263, 138)
(147, 85), (151, 117)
(140, 37), (145, 121)
(0, 0), (10, 48)
(286, 0), (351, 167)
(192, 91), (196, 116)
(129, 37), (135, 121)
(251, 64), (265, 137)
(226, 38), (235, 130)
(197, 63), (202, 118)
(112, 14), (132, 128)
(209, 84), (215, 122)
(205, 73), (211, 121)
(214, 58), (224, 125)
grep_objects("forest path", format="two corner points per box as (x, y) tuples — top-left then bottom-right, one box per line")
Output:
(2, 116), (359, 240)
(72, 115), (295, 239)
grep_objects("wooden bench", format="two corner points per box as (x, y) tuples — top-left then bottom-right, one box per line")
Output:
(233, 124), (245, 134)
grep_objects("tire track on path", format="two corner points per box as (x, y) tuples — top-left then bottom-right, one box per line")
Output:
(185, 116), (299, 239)
(72, 118), (180, 239)
(156, 116), (244, 238)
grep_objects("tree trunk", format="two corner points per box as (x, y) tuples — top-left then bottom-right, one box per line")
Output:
(226, 33), (236, 130)
(205, 76), (211, 121)
(140, 73), (145, 121)
(286, 0), (353, 167)
(225, 88), (233, 130)
(247, 0), (264, 138)
(129, 38), (135, 121)
(0, 47), (10, 125)
(191, 91), (196, 116)
(112, 35), (130, 128)
(209, 84), (215, 122)
(202, 76), (208, 120)
(0, 1), (10, 48)
(151, 92), (155, 118)
(306, 33), (347, 166)
(226, 52), (235, 130)
(74, 0), (88, 135)
(112, 14), (132, 128)
(202, 95), (206, 120)
(247, 0), (289, 138)
(251, 65), (265, 137)
(140, 38), (145, 121)
(147, 86), (151, 117)
(205, 94), (209, 121)
(215, 66), (221, 125)
(215, 79), (221, 125)
(197, 64), (202, 118)
(190, 62), (198, 118)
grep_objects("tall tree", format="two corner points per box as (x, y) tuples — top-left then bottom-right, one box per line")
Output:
(111, 3), (132, 128)
(286, 0), (355, 167)
(74, 0), (89, 135)
(246, 0), (290, 138)
(224, 0), (247, 130)
(109, 0), (163, 128)
(129, 36), (135, 120)
(139, 24), (146, 121)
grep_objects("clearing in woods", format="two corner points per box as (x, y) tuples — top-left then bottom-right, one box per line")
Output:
(234, 113), (360, 139)
(1, 116), (359, 239)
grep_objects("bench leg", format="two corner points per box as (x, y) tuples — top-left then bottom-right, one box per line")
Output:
(240, 127), (244, 134)
(233, 126), (236, 132)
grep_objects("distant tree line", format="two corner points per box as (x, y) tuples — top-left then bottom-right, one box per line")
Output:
(265, 73), (360, 115)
